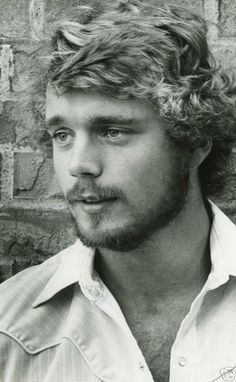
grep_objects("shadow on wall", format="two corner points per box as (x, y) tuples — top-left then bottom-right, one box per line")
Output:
(0, 238), (52, 283)
(0, 207), (77, 282)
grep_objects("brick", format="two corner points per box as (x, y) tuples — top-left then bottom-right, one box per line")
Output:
(0, 45), (14, 101)
(11, 49), (46, 147)
(45, 0), (106, 26)
(46, 0), (101, 13)
(6, 102), (36, 146)
(25, 157), (55, 199)
(153, 0), (203, 15)
(0, 256), (14, 283)
(29, 0), (45, 38)
(13, 152), (44, 198)
(203, 0), (219, 41)
(0, 209), (16, 282)
(14, 153), (55, 200)
(0, 102), (16, 144)
(204, 0), (218, 22)
(11, 48), (33, 94)
(211, 43), (236, 71)
(14, 152), (44, 192)
(46, 0), (204, 19)
(17, 208), (76, 254)
(0, 144), (14, 201)
(0, 97), (43, 148)
(0, 47), (39, 146)
(0, 207), (76, 282)
(46, 174), (65, 199)
(6, 99), (44, 148)
(219, 0), (236, 37)
(0, 0), (30, 39)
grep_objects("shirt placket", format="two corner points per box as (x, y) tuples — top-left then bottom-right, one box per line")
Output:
(170, 322), (202, 382)
(88, 282), (155, 381)
(169, 286), (210, 382)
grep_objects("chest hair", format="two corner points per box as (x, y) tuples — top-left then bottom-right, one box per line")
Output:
(128, 304), (191, 382)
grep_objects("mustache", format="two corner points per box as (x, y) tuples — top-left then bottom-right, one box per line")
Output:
(66, 183), (127, 204)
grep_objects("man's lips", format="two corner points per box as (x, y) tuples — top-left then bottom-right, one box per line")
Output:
(78, 195), (117, 203)
(69, 195), (118, 213)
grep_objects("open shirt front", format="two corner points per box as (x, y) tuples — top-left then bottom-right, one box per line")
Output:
(0, 202), (236, 382)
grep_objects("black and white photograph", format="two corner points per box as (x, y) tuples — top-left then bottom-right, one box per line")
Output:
(0, 1), (236, 381)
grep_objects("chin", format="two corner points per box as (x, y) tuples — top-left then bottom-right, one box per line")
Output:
(73, 219), (133, 251)
(73, 220), (156, 252)
(76, 231), (141, 252)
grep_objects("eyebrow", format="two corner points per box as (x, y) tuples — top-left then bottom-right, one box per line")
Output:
(45, 114), (141, 130)
(45, 115), (67, 129)
(87, 115), (139, 126)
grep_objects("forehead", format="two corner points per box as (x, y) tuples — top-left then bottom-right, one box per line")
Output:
(45, 86), (159, 125)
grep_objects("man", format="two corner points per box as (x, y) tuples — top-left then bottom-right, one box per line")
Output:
(0, 1), (236, 381)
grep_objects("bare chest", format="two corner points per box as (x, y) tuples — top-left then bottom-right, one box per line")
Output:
(134, 324), (175, 381)
(127, 308), (190, 382)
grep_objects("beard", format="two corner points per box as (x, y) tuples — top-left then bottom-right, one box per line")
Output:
(66, 165), (190, 252)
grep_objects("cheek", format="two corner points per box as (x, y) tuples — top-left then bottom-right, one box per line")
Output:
(53, 150), (71, 190)
(113, 146), (170, 190)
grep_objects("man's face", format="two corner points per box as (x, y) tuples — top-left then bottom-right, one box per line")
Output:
(46, 88), (189, 251)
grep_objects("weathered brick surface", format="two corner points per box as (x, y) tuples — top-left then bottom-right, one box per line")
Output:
(0, 102), (16, 143)
(14, 152), (44, 195)
(0, 0), (30, 39)
(0, 207), (76, 282)
(0, 145), (14, 201)
(5, 100), (36, 146)
(211, 43), (236, 71)
(29, 0), (45, 39)
(14, 155), (55, 199)
(0, 0), (235, 281)
(155, 0), (204, 14)
(46, 0), (204, 16)
(0, 45), (14, 101)
(219, 0), (236, 37)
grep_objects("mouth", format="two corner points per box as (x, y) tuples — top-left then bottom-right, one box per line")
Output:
(80, 195), (117, 203)
(72, 195), (117, 213)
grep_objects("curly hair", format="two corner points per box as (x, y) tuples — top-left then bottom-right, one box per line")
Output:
(29, 0), (236, 197)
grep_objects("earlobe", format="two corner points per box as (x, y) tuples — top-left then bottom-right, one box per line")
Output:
(189, 141), (212, 169)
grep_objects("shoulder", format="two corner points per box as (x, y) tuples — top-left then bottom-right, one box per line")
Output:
(0, 244), (76, 353)
(0, 244), (70, 309)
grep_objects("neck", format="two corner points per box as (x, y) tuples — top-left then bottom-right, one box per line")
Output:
(95, 183), (211, 315)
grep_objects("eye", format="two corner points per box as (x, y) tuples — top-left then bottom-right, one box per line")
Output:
(103, 127), (130, 142)
(55, 132), (69, 142)
(52, 130), (73, 146)
(106, 128), (122, 138)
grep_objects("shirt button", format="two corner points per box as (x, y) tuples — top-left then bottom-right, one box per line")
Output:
(138, 360), (145, 370)
(84, 284), (104, 302)
(178, 357), (187, 367)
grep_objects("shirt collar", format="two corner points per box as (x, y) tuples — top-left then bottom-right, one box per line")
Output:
(32, 239), (101, 308)
(33, 201), (236, 308)
(206, 201), (236, 290)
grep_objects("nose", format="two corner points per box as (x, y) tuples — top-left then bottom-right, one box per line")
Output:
(68, 134), (102, 178)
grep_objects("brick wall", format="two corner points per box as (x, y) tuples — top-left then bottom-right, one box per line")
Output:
(0, 0), (236, 282)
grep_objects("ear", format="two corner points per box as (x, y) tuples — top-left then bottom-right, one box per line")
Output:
(189, 140), (212, 169)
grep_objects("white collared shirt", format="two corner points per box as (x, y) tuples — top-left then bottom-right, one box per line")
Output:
(0, 202), (236, 382)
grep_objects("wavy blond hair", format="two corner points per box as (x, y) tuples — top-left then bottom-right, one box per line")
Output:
(28, 1), (236, 197)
